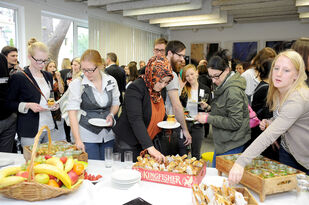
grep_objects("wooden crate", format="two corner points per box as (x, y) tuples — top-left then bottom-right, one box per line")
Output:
(216, 154), (302, 202)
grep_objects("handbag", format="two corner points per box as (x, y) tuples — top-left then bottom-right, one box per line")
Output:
(248, 105), (260, 128)
(56, 77), (86, 126)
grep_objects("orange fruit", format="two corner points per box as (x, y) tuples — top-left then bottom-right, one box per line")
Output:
(48, 179), (60, 188)
(73, 163), (84, 175)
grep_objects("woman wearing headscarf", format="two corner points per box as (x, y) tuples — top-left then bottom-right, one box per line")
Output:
(113, 56), (173, 162)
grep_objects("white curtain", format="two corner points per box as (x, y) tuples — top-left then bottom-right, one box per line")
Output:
(89, 16), (161, 66)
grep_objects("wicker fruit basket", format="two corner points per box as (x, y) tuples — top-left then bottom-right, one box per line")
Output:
(0, 126), (83, 201)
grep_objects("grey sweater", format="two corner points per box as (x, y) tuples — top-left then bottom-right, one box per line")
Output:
(236, 88), (309, 169)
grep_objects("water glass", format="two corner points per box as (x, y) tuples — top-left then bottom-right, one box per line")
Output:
(105, 147), (113, 168)
(112, 152), (122, 171)
(124, 151), (133, 169)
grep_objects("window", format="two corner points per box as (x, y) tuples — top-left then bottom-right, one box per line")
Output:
(41, 13), (88, 70)
(77, 26), (88, 57)
(0, 6), (17, 49)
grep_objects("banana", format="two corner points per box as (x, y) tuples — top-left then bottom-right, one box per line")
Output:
(0, 166), (21, 180)
(0, 176), (25, 188)
(34, 164), (71, 189)
(64, 157), (74, 173)
(46, 157), (64, 170)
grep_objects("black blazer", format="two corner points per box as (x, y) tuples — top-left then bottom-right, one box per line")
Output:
(179, 82), (211, 113)
(113, 78), (164, 149)
(105, 64), (126, 104)
(7, 67), (56, 138)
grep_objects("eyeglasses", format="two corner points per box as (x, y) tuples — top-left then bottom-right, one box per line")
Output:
(82, 67), (97, 73)
(172, 51), (186, 59)
(31, 56), (50, 64)
(209, 71), (224, 80)
(154, 48), (165, 54)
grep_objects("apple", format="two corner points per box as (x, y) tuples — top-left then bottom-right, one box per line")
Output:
(16, 171), (29, 179)
(45, 155), (52, 160)
(57, 179), (63, 187)
(35, 173), (50, 184)
(49, 174), (57, 180)
(68, 170), (79, 185)
(60, 156), (67, 164)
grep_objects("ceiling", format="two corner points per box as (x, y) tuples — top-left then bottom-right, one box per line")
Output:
(66, 0), (309, 30)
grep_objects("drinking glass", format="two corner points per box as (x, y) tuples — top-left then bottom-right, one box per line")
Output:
(105, 147), (113, 168)
(124, 151), (133, 169)
(201, 93), (209, 103)
(47, 91), (55, 108)
(112, 152), (122, 171)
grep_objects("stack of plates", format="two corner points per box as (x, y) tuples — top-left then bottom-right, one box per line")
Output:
(111, 169), (141, 190)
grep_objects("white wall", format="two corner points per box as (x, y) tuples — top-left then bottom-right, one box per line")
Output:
(169, 20), (309, 57)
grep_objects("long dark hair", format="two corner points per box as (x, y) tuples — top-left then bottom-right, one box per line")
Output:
(128, 62), (138, 82)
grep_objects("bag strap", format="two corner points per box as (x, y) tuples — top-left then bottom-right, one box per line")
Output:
(22, 70), (48, 101)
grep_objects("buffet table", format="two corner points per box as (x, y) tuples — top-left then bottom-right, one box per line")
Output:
(0, 152), (308, 205)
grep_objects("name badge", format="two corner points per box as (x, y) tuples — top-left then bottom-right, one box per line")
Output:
(106, 84), (114, 91)
(0, 77), (9, 84)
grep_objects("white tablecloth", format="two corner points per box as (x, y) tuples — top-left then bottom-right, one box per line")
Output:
(0, 152), (308, 205)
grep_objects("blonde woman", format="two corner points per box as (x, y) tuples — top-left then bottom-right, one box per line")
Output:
(7, 38), (61, 147)
(64, 57), (82, 89)
(229, 50), (309, 185)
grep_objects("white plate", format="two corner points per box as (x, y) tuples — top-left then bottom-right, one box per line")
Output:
(111, 169), (141, 183)
(0, 159), (14, 167)
(157, 121), (180, 129)
(88, 118), (111, 127)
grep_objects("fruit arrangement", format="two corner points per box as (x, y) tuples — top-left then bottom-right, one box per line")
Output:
(133, 154), (204, 175)
(0, 155), (86, 189)
(84, 171), (102, 182)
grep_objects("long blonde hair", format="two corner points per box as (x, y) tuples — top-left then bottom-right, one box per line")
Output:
(267, 50), (308, 111)
(181, 64), (197, 99)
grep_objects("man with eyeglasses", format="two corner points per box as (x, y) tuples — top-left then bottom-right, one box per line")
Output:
(0, 52), (17, 153)
(161, 40), (192, 156)
(138, 38), (168, 75)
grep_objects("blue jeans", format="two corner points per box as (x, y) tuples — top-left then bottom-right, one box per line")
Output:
(279, 146), (309, 175)
(84, 140), (114, 160)
(212, 145), (244, 167)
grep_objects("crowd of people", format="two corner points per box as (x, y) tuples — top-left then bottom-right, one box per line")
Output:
(0, 36), (308, 185)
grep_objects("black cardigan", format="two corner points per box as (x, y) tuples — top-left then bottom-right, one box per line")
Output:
(7, 67), (56, 138)
(179, 82), (211, 113)
(113, 78), (165, 149)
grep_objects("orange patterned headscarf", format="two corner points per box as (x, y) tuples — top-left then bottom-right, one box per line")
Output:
(141, 56), (173, 103)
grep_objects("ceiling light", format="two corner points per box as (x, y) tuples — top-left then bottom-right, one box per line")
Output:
(296, 0), (309, 6)
(300, 12), (309, 18)
(160, 13), (227, 27)
(149, 8), (220, 24)
(123, 0), (202, 16)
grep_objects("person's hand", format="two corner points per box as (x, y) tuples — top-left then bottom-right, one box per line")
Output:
(55, 71), (61, 80)
(259, 119), (271, 131)
(183, 129), (192, 145)
(75, 139), (85, 152)
(106, 114), (114, 126)
(228, 163), (244, 186)
(272, 141), (280, 151)
(67, 79), (72, 85)
(199, 102), (209, 110)
(194, 112), (208, 124)
(147, 146), (165, 163)
(27, 103), (47, 113)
